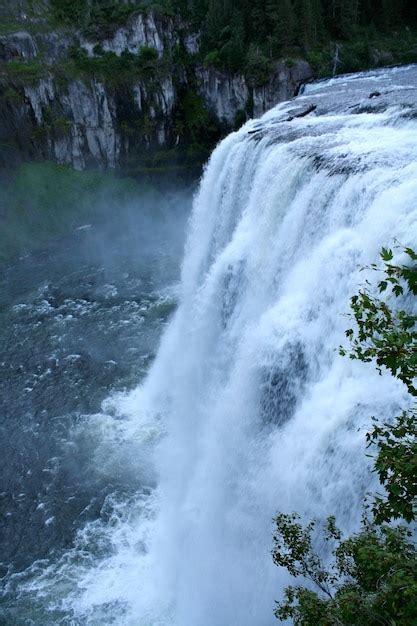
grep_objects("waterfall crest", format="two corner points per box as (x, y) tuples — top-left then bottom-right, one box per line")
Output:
(98, 65), (417, 626)
(14, 65), (417, 626)
(113, 65), (417, 626)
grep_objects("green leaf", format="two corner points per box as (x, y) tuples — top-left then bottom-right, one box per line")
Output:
(380, 247), (393, 262)
(405, 247), (417, 261)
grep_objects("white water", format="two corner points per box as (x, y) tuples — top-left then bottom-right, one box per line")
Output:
(11, 66), (417, 625)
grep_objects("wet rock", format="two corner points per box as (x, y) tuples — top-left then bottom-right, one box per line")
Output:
(286, 103), (316, 121)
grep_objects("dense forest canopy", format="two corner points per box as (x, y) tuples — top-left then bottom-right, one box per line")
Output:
(51, 0), (417, 77)
(181, 0), (417, 51)
(5, 0), (416, 174)
(178, 0), (417, 73)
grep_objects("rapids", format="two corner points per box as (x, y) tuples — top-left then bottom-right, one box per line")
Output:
(3, 65), (417, 625)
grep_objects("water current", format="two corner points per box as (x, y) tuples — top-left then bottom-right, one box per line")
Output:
(2, 65), (417, 625)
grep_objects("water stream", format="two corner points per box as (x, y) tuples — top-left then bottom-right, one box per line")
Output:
(2, 65), (417, 625)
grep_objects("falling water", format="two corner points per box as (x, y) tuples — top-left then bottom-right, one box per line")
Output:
(5, 65), (417, 625)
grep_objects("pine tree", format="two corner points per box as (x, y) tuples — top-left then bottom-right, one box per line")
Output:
(340, 0), (360, 37)
(251, 0), (270, 44)
(380, 0), (405, 31)
(204, 0), (230, 49)
(268, 0), (297, 53)
(296, 0), (321, 51)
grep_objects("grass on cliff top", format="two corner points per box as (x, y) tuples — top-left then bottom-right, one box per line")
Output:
(0, 20), (28, 36)
(49, 0), (173, 38)
(0, 59), (46, 82)
(64, 45), (165, 86)
(0, 162), (159, 267)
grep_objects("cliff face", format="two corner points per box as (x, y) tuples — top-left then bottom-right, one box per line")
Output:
(0, 5), (313, 173)
(197, 61), (313, 124)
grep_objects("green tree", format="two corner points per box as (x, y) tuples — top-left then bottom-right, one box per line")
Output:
(251, 0), (270, 44)
(267, 0), (297, 54)
(273, 515), (417, 625)
(340, 246), (417, 397)
(378, 0), (406, 32)
(273, 246), (417, 624)
(322, 0), (359, 38)
(50, 0), (87, 24)
(244, 44), (272, 86)
(343, 0), (359, 34)
(204, 0), (233, 48)
(296, 0), (323, 51)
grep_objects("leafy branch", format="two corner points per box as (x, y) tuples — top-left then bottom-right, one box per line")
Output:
(340, 247), (417, 396)
(273, 246), (417, 625)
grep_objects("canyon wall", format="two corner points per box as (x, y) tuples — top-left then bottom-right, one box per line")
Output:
(0, 4), (313, 173)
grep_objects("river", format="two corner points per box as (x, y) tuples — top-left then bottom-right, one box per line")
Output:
(1, 65), (417, 625)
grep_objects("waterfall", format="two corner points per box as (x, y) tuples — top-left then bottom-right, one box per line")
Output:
(14, 65), (417, 625)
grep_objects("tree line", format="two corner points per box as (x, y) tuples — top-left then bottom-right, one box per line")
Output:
(51, 1), (417, 78)
(172, 0), (417, 74)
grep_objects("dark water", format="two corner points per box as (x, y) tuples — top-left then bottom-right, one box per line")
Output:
(0, 192), (190, 618)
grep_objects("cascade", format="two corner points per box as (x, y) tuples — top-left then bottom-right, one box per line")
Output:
(11, 65), (417, 626)
(76, 64), (417, 626)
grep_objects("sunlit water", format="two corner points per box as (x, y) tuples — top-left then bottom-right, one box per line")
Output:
(2, 65), (417, 625)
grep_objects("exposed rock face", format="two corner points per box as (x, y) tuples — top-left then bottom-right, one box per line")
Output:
(197, 61), (314, 125)
(196, 67), (248, 126)
(54, 79), (120, 170)
(0, 32), (38, 61)
(0, 73), (177, 170)
(0, 9), (313, 171)
(252, 60), (313, 116)
(81, 13), (178, 58)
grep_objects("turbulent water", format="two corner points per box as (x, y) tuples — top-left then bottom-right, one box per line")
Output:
(2, 65), (417, 625)
(0, 193), (190, 623)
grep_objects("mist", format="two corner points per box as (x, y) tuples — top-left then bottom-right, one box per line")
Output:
(0, 168), (193, 592)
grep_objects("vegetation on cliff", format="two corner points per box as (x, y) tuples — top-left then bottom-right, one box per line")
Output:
(7, 1), (413, 84)
(187, 0), (417, 77)
(49, 0), (417, 78)
(1, 1), (417, 175)
(272, 247), (417, 624)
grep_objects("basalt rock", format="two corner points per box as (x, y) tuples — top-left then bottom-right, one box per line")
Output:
(0, 6), (313, 172)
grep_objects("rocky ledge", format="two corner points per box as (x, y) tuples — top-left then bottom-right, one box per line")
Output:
(0, 7), (313, 173)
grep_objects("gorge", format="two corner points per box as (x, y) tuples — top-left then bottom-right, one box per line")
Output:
(1, 63), (417, 624)
(2, 0), (417, 176)
(0, 1), (313, 174)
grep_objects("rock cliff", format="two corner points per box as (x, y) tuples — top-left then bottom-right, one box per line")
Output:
(0, 3), (313, 173)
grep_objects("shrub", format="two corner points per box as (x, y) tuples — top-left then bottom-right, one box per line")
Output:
(273, 247), (417, 624)
(244, 44), (272, 87)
